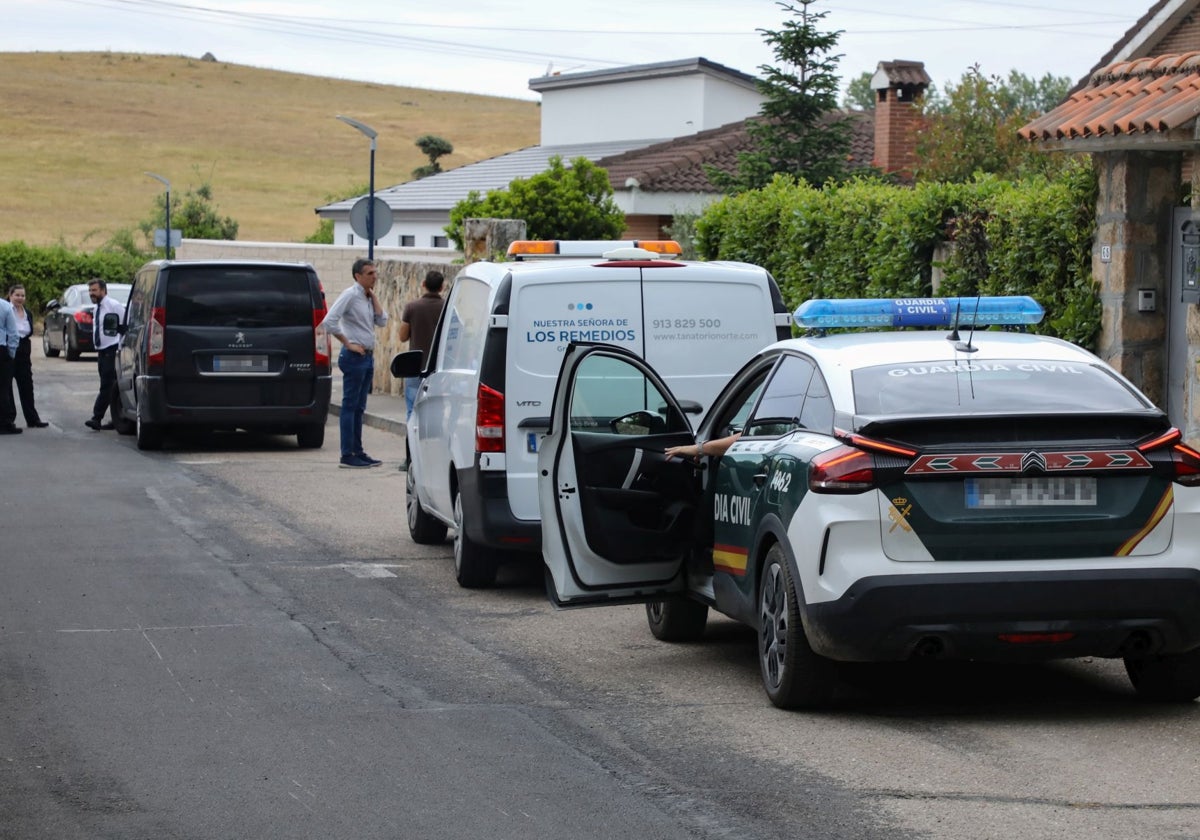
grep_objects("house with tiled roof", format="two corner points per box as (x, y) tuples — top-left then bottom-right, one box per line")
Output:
(1018, 0), (1200, 439)
(316, 57), (928, 248)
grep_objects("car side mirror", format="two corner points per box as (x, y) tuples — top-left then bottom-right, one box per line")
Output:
(45, 300), (60, 311)
(102, 312), (122, 336)
(390, 350), (424, 378)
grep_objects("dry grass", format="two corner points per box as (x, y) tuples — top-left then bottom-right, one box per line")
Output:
(0, 51), (540, 248)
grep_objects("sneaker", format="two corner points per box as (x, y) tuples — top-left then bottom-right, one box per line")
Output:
(339, 455), (371, 469)
(356, 452), (382, 467)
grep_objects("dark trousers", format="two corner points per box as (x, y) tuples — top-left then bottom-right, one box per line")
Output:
(0, 347), (16, 428)
(92, 347), (117, 422)
(13, 337), (41, 425)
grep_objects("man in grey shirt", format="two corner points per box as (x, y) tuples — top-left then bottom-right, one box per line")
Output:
(321, 258), (388, 468)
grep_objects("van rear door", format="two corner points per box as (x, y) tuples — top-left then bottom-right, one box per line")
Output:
(506, 264), (644, 521)
(160, 265), (320, 409)
(640, 262), (783, 416)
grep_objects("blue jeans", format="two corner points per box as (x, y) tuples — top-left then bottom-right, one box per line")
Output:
(338, 348), (374, 458)
(404, 377), (420, 419)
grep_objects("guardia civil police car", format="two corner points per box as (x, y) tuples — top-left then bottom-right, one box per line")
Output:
(537, 296), (1200, 709)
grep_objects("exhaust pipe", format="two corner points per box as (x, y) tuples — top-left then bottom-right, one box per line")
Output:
(912, 636), (945, 658)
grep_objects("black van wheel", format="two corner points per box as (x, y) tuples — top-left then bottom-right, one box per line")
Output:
(136, 408), (164, 451)
(407, 468), (447, 544)
(1125, 647), (1200, 702)
(453, 492), (496, 588)
(110, 387), (134, 436)
(296, 424), (324, 449)
(646, 598), (709, 642)
(758, 544), (838, 710)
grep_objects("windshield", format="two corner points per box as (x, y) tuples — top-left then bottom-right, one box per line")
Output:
(851, 358), (1151, 416)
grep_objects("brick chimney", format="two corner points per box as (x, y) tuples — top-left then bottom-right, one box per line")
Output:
(871, 60), (931, 180)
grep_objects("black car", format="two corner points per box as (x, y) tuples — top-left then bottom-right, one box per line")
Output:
(43, 283), (132, 361)
(111, 260), (332, 450)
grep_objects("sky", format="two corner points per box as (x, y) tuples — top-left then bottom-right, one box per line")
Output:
(6, 0), (1148, 101)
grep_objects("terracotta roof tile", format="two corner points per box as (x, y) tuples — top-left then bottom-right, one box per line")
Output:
(1019, 52), (1200, 143)
(598, 112), (876, 192)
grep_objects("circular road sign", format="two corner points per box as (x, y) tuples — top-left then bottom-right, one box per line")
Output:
(349, 196), (394, 240)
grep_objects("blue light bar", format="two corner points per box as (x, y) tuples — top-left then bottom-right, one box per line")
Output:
(793, 296), (1044, 330)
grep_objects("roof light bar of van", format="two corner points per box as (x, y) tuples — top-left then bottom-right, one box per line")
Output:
(507, 241), (560, 258)
(793, 296), (1044, 330)
(506, 240), (683, 260)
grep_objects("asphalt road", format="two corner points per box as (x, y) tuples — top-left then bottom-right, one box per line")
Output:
(2, 350), (1199, 840)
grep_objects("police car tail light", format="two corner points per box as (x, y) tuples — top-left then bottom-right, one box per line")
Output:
(837, 431), (918, 459)
(809, 445), (877, 494)
(1139, 428), (1200, 486)
(146, 306), (166, 370)
(793, 296), (1044, 330)
(476, 384), (505, 453)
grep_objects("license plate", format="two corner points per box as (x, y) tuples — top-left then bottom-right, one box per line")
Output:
(213, 354), (269, 373)
(965, 476), (1097, 508)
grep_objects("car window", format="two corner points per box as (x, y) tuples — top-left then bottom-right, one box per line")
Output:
(708, 368), (772, 439)
(799, 369), (834, 433)
(108, 285), (132, 306)
(569, 353), (689, 435)
(745, 355), (816, 437)
(164, 267), (312, 327)
(852, 358), (1152, 415)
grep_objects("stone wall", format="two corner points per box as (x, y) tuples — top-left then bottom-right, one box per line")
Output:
(1093, 151), (1178, 410)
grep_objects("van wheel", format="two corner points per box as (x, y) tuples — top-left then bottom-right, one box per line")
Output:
(296, 424), (324, 449)
(407, 467), (447, 544)
(43, 329), (59, 358)
(110, 387), (134, 436)
(1125, 648), (1200, 702)
(136, 409), (164, 451)
(646, 598), (709, 642)
(758, 544), (838, 709)
(64, 327), (80, 361)
(453, 492), (496, 588)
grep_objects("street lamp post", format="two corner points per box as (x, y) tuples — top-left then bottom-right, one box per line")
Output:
(335, 115), (378, 259)
(144, 172), (172, 259)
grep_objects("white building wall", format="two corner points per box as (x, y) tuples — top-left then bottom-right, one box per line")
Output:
(539, 75), (760, 145)
(330, 216), (455, 254)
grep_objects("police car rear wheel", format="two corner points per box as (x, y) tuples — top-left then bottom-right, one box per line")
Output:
(758, 544), (837, 710)
(1124, 647), (1200, 702)
(645, 597), (708, 642)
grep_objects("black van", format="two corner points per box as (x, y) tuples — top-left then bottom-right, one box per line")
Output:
(111, 260), (332, 450)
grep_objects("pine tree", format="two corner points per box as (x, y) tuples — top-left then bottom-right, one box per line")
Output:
(713, 0), (852, 192)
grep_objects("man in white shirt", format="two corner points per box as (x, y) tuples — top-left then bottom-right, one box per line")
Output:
(320, 259), (388, 468)
(0, 297), (20, 434)
(86, 278), (124, 431)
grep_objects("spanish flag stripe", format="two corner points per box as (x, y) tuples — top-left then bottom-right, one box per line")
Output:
(713, 543), (749, 576)
(1115, 486), (1173, 557)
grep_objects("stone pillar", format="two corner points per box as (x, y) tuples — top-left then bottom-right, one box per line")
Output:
(463, 218), (527, 265)
(1093, 150), (1179, 409)
(370, 259), (460, 396)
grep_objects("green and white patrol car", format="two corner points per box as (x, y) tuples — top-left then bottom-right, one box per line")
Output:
(538, 297), (1200, 709)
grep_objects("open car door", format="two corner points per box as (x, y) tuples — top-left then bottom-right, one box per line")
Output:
(539, 343), (700, 607)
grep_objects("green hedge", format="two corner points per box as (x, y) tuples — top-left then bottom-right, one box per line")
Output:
(0, 241), (144, 315)
(696, 161), (1101, 349)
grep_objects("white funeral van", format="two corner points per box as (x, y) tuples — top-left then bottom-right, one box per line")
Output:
(390, 240), (792, 587)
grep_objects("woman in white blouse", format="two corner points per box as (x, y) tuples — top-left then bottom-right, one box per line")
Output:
(8, 285), (48, 428)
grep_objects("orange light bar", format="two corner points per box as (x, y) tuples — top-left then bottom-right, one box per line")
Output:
(507, 240), (559, 257)
(632, 240), (683, 255)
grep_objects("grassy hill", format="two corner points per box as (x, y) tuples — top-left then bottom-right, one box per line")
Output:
(0, 52), (540, 248)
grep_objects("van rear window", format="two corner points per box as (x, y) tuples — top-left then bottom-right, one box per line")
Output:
(165, 267), (313, 327)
